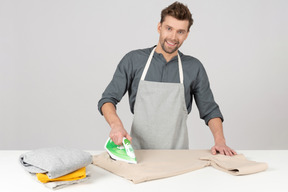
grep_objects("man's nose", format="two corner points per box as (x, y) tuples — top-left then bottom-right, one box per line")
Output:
(170, 31), (177, 41)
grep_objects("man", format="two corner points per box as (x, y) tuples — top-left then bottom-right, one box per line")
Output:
(98, 2), (236, 156)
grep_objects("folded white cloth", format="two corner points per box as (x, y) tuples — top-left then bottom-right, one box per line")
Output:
(19, 147), (92, 179)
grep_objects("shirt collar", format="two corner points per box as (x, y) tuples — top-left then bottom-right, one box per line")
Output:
(150, 45), (184, 62)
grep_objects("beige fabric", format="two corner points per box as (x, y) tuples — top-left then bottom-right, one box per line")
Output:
(92, 150), (268, 184)
(200, 154), (268, 175)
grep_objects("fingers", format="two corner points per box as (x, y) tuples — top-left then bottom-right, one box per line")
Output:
(109, 129), (133, 145)
(225, 147), (237, 156)
(109, 132), (124, 145)
(126, 134), (132, 142)
(231, 149), (237, 155)
(211, 146), (237, 156)
(224, 149), (233, 156)
(222, 148), (234, 156)
(110, 135), (123, 145)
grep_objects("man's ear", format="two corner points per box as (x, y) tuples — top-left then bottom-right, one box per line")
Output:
(157, 22), (162, 33)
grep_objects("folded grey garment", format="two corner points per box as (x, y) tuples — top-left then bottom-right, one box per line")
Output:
(19, 147), (92, 179)
(35, 172), (91, 190)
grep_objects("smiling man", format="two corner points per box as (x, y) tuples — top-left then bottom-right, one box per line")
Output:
(98, 2), (236, 156)
(157, 15), (189, 60)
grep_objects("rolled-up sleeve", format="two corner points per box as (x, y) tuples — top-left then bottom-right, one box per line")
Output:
(193, 64), (224, 125)
(98, 53), (133, 115)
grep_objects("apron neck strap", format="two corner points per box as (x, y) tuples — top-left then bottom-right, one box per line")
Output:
(141, 47), (184, 84)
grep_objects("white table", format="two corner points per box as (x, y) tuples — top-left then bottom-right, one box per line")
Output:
(0, 150), (286, 192)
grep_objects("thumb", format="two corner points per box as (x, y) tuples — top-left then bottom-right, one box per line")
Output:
(211, 147), (217, 155)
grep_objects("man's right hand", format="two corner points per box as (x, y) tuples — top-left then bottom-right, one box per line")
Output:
(109, 125), (132, 145)
(101, 102), (132, 145)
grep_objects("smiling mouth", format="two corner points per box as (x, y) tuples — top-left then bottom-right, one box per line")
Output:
(166, 40), (178, 47)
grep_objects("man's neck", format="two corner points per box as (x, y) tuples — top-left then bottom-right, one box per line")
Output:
(155, 44), (178, 62)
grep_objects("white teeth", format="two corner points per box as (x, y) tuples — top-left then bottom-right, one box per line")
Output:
(167, 41), (176, 46)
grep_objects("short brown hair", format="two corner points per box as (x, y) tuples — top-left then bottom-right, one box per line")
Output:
(160, 1), (193, 31)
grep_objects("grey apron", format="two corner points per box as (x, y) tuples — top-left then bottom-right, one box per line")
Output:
(130, 47), (189, 149)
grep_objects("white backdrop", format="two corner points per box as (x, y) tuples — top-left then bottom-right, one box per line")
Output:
(1, 0), (287, 150)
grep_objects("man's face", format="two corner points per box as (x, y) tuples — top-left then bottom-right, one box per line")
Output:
(158, 16), (189, 54)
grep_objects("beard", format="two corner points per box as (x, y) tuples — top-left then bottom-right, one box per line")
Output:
(160, 39), (180, 54)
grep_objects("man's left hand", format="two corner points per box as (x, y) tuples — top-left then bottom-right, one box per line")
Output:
(211, 143), (237, 156)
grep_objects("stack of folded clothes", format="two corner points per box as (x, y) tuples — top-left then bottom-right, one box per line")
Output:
(19, 147), (92, 190)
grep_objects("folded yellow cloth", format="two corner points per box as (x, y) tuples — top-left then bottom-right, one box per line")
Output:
(36, 167), (86, 183)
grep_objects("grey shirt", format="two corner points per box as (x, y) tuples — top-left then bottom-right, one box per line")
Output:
(98, 46), (223, 125)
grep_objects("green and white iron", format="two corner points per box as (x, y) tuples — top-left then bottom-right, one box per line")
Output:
(105, 137), (137, 164)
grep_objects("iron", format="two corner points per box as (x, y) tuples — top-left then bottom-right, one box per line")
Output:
(105, 137), (137, 164)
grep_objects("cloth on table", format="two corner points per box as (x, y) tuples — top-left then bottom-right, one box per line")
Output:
(19, 147), (92, 189)
(200, 154), (267, 175)
(19, 147), (92, 179)
(43, 173), (90, 190)
(31, 171), (91, 190)
(36, 167), (86, 183)
(92, 150), (268, 184)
